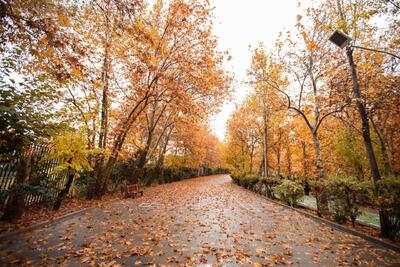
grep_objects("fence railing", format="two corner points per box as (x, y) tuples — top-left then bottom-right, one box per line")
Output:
(0, 144), (67, 210)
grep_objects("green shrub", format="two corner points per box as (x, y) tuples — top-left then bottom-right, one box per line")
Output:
(324, 175), (371, 226)
(259, 176), (281, 186)
(230, 173), (260, 189)
(273, 179), (304, 207)
(210, 168), (229, 175)
(230, 173), (243, 185)
(243, 174), (260, 189)
(230, 175), (239, 184)
(258, 176), (281, 198)
(238, 176), (249, 188)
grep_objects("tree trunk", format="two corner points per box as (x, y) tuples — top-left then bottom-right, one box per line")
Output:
(258, 154), (264, 176)
(53, 169), (75, 211)
(379, 137), (392, 176)
(345, 47), (390, 237)
(286, 141), (292, 178)
(302, 141), (308, 178)
(2, 152), (32, 221)
(276, 149), (281, 176)
(311, 131), (328, 216)
(346, 45), (382, 188)
(371, 119), (392, 175)
(156, 154), (165, 184)
(87, 31), (111, 200)
(263, 110), (268, 177)
(249, 143), (255, 174)
(157, 126), (173, 184)
(136, 148), (149, 170)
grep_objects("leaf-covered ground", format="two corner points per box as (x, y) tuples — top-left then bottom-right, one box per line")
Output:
(0, 194), (121, 235)
(0, 175), (399, 266)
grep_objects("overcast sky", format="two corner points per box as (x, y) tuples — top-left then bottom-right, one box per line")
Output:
(209, 0), (300, 140)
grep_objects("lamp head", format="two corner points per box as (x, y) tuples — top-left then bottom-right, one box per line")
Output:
(329, 30), (352, 49)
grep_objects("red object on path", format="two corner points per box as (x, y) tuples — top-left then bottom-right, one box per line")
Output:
(125, 184), (144, 198)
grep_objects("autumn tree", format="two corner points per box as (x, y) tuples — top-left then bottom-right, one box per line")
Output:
(246, 44), (287, 177)
(0, 0), (86, 154)
(260, 8), (352, 215)
(224, 100), (261, 175)
(84, 0), (231, 199)
(322, 0), (399, 238)
(46, 131), (94, 210)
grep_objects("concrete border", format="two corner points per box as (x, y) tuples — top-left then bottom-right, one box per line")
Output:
(0, 206), (97, 242)
(233, 182), (400, 253)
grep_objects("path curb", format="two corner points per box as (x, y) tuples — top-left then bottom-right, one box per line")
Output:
(0, 206), (97, 242)
(233, 182), (400, 253)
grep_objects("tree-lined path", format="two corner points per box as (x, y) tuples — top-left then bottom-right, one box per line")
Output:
(1, 175), (399, 266)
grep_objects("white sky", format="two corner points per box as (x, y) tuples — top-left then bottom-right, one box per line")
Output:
(209, 0), (300, 141)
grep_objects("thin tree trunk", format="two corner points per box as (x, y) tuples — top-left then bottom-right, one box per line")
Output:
(157, 126), (173, 184)
(249, 144), (254, 174)
(263, 110), (268, 177)
(88, 27), (111, 200)
(53, 169), (75, 211)
(379, 137), (392, 176)
(286, 141), (292, 178)
(276, 149), (281, 176)
(302, 141), (308, 178)
(312, 131), (328, 216)
(371, 119), (392, 175)
(156, 153), (165, 184)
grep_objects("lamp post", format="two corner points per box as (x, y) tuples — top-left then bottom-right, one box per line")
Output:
(329, 29), (393, 237)
(329, 30), (400, 59)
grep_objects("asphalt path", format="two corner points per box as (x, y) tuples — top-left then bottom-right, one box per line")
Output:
(0, 174), (399, 266)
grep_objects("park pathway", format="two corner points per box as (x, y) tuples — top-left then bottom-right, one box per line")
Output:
(0, 174), (399, 266)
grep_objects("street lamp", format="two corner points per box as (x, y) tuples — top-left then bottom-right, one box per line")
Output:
(329, 30), (400, 59)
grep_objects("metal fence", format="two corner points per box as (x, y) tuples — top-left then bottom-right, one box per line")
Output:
(0, 144), (68, 210)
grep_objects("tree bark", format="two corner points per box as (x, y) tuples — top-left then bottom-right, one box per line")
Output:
(276, 149), (281, 176)
(262, 110), (268, 177)
(311, 131), (328, 216)
(156, 125), (173, 184)
(87, 24), (111, 200)
(286, 141), (292, 178)
(371, 118), (392, 175)
(302, 141), (308, 178)
(53, 169), (75, 211)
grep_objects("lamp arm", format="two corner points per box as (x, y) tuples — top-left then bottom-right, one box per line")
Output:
(351, 44), (400, 60)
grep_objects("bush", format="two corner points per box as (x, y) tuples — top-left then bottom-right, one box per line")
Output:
(210, 168), (229, 175)
(258, 177), (281, 198)
(109, 159), (201, 187)
(273, 179), (304, 207)
(231, 175), (242, 185)
(231, 174), (260, 189)
(375, 176), (400, 241)
(324, 175), (371, 226)
(242, 174), (260, 189)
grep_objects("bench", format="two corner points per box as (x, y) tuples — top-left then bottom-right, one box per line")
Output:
(124, 184), (144, 198)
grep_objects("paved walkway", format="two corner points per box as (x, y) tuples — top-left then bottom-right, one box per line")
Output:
(0, 175), (399, 266)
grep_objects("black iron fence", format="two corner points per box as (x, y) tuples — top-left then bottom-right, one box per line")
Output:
(0, 144), (67, 210)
